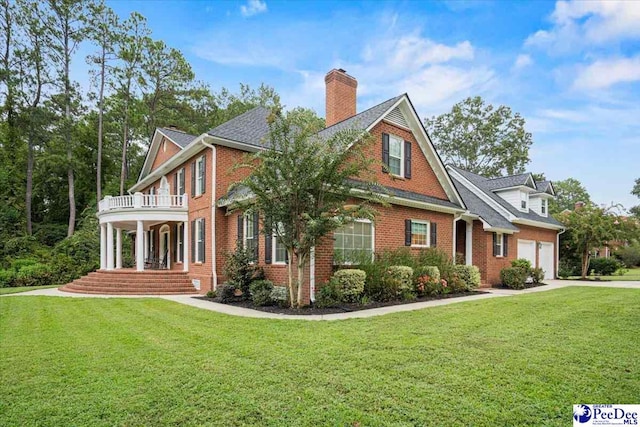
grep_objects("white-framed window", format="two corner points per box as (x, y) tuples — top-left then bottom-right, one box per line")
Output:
(541, 199), (547, 216)
(388, 135), (403, 176)
(495, 233), (505, 257)
(520, 191), (528, 210)
(244, 214), (258, 262)
(411, 220), (430, 247)
(177, 168), (185, 196)
(176, 223), (184, 263)
(273, 222), (287, 264)
(195, 218), (205, 263)
(333, 219), (374, 264)
(194, 155), (205, 196)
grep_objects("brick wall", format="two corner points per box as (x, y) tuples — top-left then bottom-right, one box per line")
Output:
(325, 69), (357, 127)
(150, 136), (181, 173)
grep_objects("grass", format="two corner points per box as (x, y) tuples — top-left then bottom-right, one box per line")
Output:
(569, 267), (640, 281)
(1, 288), (638, 426)
(0, 284), (60, 295)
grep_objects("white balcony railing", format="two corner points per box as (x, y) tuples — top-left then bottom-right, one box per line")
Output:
(98, 193), (188, 213)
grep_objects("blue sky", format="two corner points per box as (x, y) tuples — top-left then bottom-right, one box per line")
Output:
(84, 0), (639, 209)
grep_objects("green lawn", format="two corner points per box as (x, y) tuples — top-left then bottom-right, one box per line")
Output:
(1, 288), (638, 426)
(0, 284), (60, 295)
(569, 267), (640, 281)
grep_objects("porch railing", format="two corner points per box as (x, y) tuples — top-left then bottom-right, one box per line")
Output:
(98, 193), (188, 212)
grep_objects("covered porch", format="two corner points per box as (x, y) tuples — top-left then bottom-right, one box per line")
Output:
(97, 192), (189, 272)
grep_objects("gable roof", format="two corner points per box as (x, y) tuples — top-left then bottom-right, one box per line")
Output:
(207, 107), (272, 148)
(138, 128), (199, 182)
(535, 180), (555, 195)
(158, 127), (198, 148)
(449, 165), (563, 228)
(485, 173), (535, 191)
(451, 177), (518, 231)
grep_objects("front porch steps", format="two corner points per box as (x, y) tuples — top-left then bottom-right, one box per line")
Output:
(60, 270), (198, 295)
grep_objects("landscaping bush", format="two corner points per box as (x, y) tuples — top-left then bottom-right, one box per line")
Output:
(217, 284), (237, 303)
(315, 279), (343, 308)
(614, 244), (640, 268)
(558, 259), (577, 278)
(250, 280), (274, 306)
(446, 274), (467, 293)
(500, 267), (527, 289)
(511, 259), (532, 274)
(270, 286), (289, 306)
(332, 269), (366, 302)
(453, 265), (481, 290)
(387, 266), (413, 292)
(415, 248), (455, 282)
(589, 257), (623, 276)
(0, 269), (16, 288)
(530, 267), (545, 284)
(14, 263), (52, 287)
(413, 266), (441, 296)
(223, 246), (258, 299)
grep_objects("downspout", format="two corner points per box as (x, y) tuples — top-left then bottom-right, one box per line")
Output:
(201, 138), (218, 290)
(556, 227), (566, 279)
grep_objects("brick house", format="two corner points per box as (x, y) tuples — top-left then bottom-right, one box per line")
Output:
(66, 69), (563, 299)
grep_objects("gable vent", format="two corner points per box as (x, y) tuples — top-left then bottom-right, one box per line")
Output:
(384, 107), (409, 129)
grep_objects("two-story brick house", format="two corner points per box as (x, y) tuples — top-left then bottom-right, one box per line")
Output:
(62, 69), (563, 299)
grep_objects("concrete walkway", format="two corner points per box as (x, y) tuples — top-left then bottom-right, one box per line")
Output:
(3, 279), (639, 321)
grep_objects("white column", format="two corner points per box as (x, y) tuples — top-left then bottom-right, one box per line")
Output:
(183, 221), (189, 272)
(106, 222), (114, 270)
(115, 228), (122, 269)
(143, 230), (149, 260)
(465, 220), (473, 266)
(100, 224), (107, 270)
(136, 220), (144, 271)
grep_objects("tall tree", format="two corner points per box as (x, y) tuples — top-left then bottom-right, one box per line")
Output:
(549, 178), (591, 215)
(234, 108), (382, 308)
(424, 96), (532, 178)
(85, 0), (119, 203)
(111, 11), (148, 195)
(15, 0), (54, 234)
(630, 178), (640, 219)
(48, 0), (86, 236)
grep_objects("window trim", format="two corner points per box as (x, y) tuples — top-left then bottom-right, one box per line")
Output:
(410, 219), (430, 248)
(176, 223), (184, 263)
(495, 232), (505, 257)
(243, 213), (258, 263)
(388, 134), (404, 177)
(520, 191), (528, 211)
(195, 156), (205, 196)
(333, 219), (375, 265)
(272, 222), (287, 265)
(194, 218), (205, 263)
(541, 199), (547, 216)
(177, 168), (185, 196)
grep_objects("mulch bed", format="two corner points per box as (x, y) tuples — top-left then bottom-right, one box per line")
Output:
(492, 282), (549, 290)
(195, 291), (488, 316)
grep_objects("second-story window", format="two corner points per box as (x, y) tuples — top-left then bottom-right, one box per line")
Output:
(176, 168), (185, 196)
(520, 192), (528, 210)
(192, 155), (206, 197)
(388, 135), (403, 176)
(541, 199), (547, 215)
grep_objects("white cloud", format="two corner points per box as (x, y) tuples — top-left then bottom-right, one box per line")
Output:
(573, 56), (640, 90)
(240, 0), (267, 17)
(513, 54), (533, 69)
(526, 0), (640, 52)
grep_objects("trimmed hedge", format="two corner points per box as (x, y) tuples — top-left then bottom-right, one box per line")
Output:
(250, 280), (274, 306)
(453, 265), (481, 290)
(387, 266), (413, 292)
(332, 269), (366, 302)
(589, 258), (623, 276)
(500, 267), (527, 289)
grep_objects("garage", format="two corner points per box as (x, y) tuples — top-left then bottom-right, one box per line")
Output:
(538, 242), (555, 280)
(517, 239), (536, 267)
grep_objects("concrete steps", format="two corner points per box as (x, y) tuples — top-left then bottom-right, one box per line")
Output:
(60, 270), (198, 295)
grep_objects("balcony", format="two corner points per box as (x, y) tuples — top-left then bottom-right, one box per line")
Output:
(98, 193), (187, 212)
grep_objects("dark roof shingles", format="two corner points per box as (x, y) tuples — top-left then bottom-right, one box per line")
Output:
(207, 107), (272, 148)
(158, 127), (198, 148)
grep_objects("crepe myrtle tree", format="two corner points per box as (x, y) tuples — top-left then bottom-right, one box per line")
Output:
(232, 107), (384, 308)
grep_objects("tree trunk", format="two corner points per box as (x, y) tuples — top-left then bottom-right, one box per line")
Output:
(64, 20), (75, 237)
(296, 253), (306, 309)
(287, 249), (295, 308)
(581, 249), (590, 279)
(119, 117), (128, 196)
(97, 50), (105, 202)
(25, 139), (34, 235)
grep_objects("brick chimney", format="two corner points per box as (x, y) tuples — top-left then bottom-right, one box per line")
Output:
(325, 68), (357, 127)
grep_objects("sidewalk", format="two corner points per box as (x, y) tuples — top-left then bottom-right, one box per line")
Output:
(3, 279), (639, 321)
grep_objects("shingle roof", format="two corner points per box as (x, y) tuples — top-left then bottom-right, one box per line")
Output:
(451, 177), (518, 231)
(450, 166), (563, 227)
(207, 107), (272, 148)
(317, 95), (403, 140)
(484, 173), (534, 191)
(158, 128), (198, 148)
(535, 180), (553, 194)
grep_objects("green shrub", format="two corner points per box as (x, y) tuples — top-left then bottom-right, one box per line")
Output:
(558, 259), (576, 278)
(250, 280), (274, 306)
(511, 259), (532, 273)
(589, 258), (623, 275)
(500, 267), (527, 289)
(453, 265), (481, 290)
(413, 266), (441, 296)
(530, 267), (545, 284)
(387, 266), (413, 292)
(614, 244), (640, 268)
(10, 258), (39, 272)
(415, 248), (455, 282)
(223, 246), (258, 299)
(206, 290), (216, 298)
(0, 269), (16, 288)
(446, 274), (468, 293)
(332, 269), (366, 302)
(15, 263), (52, 287)
(218, 284), (237, 303)
(315, 280), (343, 308)
(270, 286), (289, 306)
(414, 266), (440, 282)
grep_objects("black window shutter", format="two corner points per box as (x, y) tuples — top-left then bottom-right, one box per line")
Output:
(285, 248), (289, 264)
(493, 233), (498, 257)
(237, 214), (244, 246)
(404, 219), (412, 246)
(191, 162), (196, 197)
(382, 133), (390, 173)
(201, 156), (206, 194)
(253, 212), (259, 261)
(265, 233), (272, 264)
(404, 141), (412, 179)
(503, 234), (508, 257)
(180, 168), (185, 194)
(191, 220), (196, 263)
(201, 218), (206, 263)
(174, 173), (178, 195)
(430, 222), (437, 247)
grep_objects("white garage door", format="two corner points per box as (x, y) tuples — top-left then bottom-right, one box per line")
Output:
(539, 242), (555, 280)
(517, 240), (536, 266)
